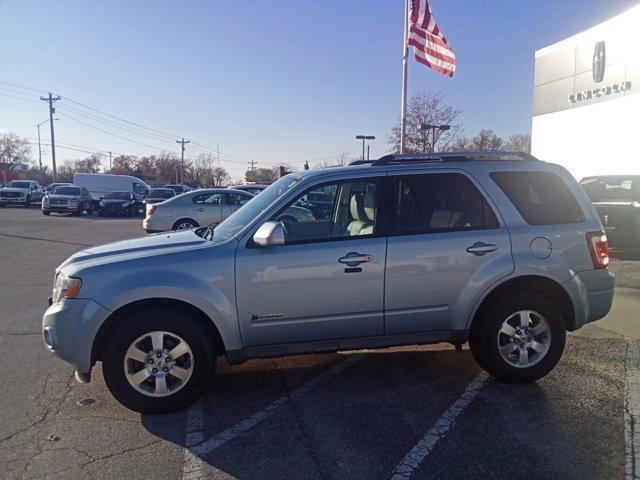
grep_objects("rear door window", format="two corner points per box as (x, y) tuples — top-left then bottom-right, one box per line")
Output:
(491, 171), (585, 225)
(390, 174), (499, 234)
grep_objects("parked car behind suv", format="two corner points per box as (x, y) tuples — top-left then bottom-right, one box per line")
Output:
(230, 184), (268, 196)
(580, 175), (640, 251)
(97, 191), (138, 216)
(143, 188), (255, 232)
(42, 186), (94, 215)
(0, 180), (44, 207)
(143, 188), (175, 206)
(42, 151), (614, 413)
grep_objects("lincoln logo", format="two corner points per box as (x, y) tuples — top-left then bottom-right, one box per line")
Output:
(592, 41), (606, 83)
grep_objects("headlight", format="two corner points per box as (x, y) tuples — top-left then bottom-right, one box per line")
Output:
(43, 196), (49, 204)
(99, 202), (105, 207)
(52, 273), (82, 303)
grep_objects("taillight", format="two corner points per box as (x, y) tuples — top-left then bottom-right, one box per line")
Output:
(586, 230), (609, 269)
(146, 204), (157, 217)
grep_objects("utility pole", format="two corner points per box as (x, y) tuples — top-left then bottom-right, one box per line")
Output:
(248, 160), (257, 171)
(217, 144), (220, 167)
(108, 151), (112, 172)
(176, 138), (190, 184)
(40, 93), (61, 182)
(367, 145), (370, 161)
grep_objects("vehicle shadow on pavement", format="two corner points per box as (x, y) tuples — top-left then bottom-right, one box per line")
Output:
(137, 347), (548, 479)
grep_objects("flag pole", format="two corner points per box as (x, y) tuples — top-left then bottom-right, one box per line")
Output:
(400, 0), (409, 154)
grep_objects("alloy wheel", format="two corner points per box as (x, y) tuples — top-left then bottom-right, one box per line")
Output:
(124, 331), (194, 397)
(497, 310), (551, 368)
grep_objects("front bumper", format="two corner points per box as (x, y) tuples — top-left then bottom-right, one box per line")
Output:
(563, 268), (615, 330)
(43, 204), (80, 212)
(42, 298), (112, 378)
(0, 197), (26, 204)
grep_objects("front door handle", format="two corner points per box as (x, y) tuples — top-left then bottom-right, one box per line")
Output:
(195, 207), (204, 212)
(338, 252), (373, 267)
(466, 242), (498, 256)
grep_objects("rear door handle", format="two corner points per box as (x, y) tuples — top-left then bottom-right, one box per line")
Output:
(466, 242), (497, 256)
(338, 252), (373, 266)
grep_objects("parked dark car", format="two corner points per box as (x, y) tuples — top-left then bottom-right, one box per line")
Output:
(42, 186), (94, 215)
(230, 184), (268, 196)
(580, 175), (640, 251)
(98, 191), (138, 217)
(164, 184), (192, 194)
(143, 188), (175, 205)
(44, 182), (73, 194)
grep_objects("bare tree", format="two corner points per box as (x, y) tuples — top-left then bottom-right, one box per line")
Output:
(505, 133), (531, 153)
(211, 166), (230, 186)
(470, 129), (504, 151)
(388, 90), (462, 153)
(0, 133), (32, 165)
(75, 153), (102, 173)
(316, 152), (355, 169)
(245, 167), (277, 184)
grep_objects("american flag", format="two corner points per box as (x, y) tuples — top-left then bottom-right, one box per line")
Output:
(407, 0), (456, 77)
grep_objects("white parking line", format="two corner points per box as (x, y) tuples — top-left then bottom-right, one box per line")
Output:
(389, 371), (489, 480)
(181, 354), (362, 480)
(625, 339), (640, 480)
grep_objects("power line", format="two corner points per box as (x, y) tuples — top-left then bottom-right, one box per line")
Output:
(56, 105), (177, 144)
(57, 111), (185, 154)
(0, 92), (41, 103)
(0, 80), (48, 95)
(61, 96), (182, 139)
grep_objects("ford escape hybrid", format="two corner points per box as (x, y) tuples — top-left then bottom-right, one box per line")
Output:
(42, 151), (614, 413)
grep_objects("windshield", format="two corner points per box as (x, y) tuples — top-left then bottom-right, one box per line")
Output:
(7, 181), (30, 188)
(201, 175), (301, 242)
(51, 187), (81, 195)
(104, 192), (130, 200)
(580, 177), (639, 202)
(149, 189), (173, 198)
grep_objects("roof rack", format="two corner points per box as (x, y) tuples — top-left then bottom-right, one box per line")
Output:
(349, 159), (375, 165)
(372, 151), (539, 166)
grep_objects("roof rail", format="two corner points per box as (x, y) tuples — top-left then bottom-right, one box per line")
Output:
(349, 159), (375, 165)
(372, 151), (539, 166)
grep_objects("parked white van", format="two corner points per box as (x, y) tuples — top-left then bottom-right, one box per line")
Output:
(73, 173), (150, 209)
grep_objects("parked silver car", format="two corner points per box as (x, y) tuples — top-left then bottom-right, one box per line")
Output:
(143, 188), (255, 232)
(42, 185), (94, 215)
(43, 151), (615, 413)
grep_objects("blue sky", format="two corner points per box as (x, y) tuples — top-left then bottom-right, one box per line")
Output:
(1, 0), (638, 179)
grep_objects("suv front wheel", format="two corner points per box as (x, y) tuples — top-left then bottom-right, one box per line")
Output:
(469, 294), (566, 383)
(102, 306), (217, 413)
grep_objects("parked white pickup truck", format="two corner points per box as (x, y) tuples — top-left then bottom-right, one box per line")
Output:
(0, 180), (44, 207)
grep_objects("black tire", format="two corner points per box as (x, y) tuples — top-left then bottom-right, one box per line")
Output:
(24, 196), (31, 208)
(102, 305), (217, 414)
(468, 293), (566, 383)
(172, 219), (199, 230)
(86, 204), (94, 215)
(42, 210), (51, 216)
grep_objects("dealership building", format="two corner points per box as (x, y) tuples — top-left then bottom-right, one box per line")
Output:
(531, 5), (639, 180)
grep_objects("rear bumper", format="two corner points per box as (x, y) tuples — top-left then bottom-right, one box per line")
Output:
(563, 268), (615, 330)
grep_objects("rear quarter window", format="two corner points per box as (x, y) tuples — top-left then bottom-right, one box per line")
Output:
(491, 171), (585, 225)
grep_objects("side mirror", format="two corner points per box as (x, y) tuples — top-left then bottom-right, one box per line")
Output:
(253, 221), (285, 247)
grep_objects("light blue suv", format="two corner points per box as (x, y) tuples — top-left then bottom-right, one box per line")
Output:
(42, 152), (615, 413)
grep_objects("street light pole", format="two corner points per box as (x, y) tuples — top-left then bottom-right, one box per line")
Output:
(418, 124), (450, 153)
(355, 135), (376, 161)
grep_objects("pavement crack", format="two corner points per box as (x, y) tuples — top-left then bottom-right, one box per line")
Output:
(269, 359), (330, 480)
(0, 232), (92, 246)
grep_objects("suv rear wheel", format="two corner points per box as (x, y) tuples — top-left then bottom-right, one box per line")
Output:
(102, 306), (216, 413)
(468, 293), (566, 383)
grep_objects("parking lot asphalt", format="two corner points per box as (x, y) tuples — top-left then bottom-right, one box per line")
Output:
(1, 207), (638, 480)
